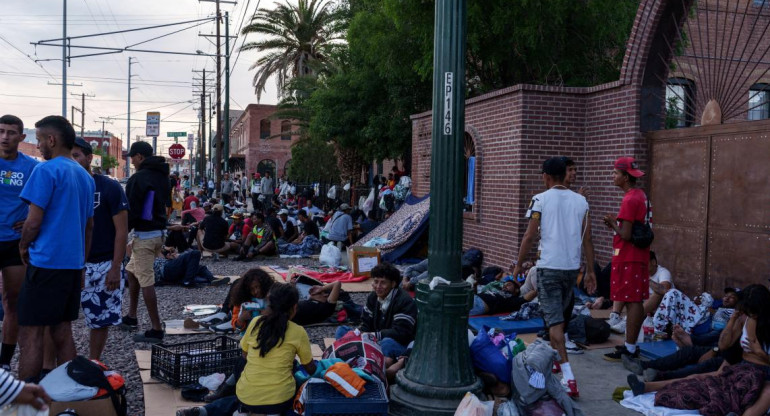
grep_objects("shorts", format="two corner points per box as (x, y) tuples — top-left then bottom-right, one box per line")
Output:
(81, 260), (125, 329)
(126, 235), (163, 288)
(18, 265), (81, 326)
(610, 261), (649, 303)
(536, 268), (577, 328)
(0, 239), (23, 269)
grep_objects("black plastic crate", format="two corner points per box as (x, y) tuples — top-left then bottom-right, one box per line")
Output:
(304, 380), (388, 416)
(151, 336), (240, 387)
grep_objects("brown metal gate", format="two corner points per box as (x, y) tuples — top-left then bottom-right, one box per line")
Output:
(647, 119), (770, 296)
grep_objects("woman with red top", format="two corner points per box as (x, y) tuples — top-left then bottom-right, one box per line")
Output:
(603, 156), (651, 362)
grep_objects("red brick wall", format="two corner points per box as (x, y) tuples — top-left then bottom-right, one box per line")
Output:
(229, 104), (298, 179)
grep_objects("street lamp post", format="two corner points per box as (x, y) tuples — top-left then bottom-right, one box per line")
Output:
(389, 0), (481, 415)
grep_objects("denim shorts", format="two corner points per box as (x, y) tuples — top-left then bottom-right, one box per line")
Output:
(536, 268), (578, 328)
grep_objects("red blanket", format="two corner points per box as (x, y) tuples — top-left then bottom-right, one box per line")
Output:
(283, 266), (370, 283)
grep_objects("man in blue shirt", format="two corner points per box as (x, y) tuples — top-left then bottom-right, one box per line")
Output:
(0, 115), (39, 372)
(72, 138), (129, 360)
(322, 203), (354, 247)
(17, 116), (95, 381)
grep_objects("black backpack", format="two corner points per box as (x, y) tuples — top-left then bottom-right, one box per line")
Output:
(66, 356), (127, 416)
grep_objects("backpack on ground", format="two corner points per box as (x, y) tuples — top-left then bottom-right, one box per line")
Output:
(66, 356), (127, 416)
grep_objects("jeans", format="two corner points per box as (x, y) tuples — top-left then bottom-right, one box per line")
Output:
(163, 250), (213, 285)
(469, 295), (487, 316)
(405, 259), (429, 286)
(645, 345), (724, 380)
(203, 396), (238, 416)
(691, 329), (722, 347)
(335, 325), (407, 359)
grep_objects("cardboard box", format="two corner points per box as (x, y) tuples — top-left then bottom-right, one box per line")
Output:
(49, 396), (118, 416)
(347, 246), (381, 277)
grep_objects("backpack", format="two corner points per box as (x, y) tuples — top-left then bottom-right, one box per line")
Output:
(66, 356), (127, 416)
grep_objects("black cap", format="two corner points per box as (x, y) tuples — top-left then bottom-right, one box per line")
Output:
(74, 138), (93, 155)
(542, 157), (567, 176)
(725, 287), (740, 294)
(129, 141), (153, 157)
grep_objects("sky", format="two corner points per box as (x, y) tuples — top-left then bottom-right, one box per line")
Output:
(0, 0), (279, 156)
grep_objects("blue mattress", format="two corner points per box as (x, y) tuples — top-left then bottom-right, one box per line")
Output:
(468, 316), (545, 335)
(638, 340), (678, 359)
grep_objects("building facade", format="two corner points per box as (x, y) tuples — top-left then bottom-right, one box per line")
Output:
(228, 104), (297, 180)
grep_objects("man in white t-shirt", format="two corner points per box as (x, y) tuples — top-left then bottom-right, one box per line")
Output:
(512, 157), (596, 398)
(645, 250), (673, 314)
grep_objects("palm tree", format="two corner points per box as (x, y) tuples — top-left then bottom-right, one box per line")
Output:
(240, 0), (347, 101)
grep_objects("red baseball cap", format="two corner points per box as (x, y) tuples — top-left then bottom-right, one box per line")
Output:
(614, 157), (645, 178)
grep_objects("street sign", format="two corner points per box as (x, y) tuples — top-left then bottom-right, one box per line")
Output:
(168, 143), (186, 160)
(146, 112), (160, 137)
(166, 131), (187, 138)
(187, 134), (194, 150)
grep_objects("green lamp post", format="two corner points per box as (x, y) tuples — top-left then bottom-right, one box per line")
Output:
(389, 0), (482, 414)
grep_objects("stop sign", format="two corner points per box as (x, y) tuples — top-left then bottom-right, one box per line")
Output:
(168, 143), (186, 160)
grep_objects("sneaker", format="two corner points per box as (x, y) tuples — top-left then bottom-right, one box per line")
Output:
(603, 345), (639, 362)
(120, 315), (138, 330)
(210, 321), (234, 334)
(209, 277), (229, 287)
(176, 408), (203, 416)
(610, 317), (627, 334)
(627, 374), (645, 396)
(560, 377), (579, 398)
(606, 313), (622, 327)
(622, 354), (644, 375)
(565, 339), (584, 355)
(204, 381), (235, 403)
(643, 368), (659, 382)
(552, 360), (561, 374)
(133, 329), (165, 344)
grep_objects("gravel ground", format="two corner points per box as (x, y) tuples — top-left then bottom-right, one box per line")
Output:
(47, 255), (362, 416)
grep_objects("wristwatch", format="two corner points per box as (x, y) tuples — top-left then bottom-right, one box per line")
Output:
(712, 346), (720, 354)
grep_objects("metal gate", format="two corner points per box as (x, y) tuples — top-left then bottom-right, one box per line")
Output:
(647, 119), (770, 296)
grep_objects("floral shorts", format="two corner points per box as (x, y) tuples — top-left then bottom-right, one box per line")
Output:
(81, 260), (125, 329)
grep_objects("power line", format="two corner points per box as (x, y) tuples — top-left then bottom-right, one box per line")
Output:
(0, 93), (194, 104)
(0, 35), (59, 82)
(0, 70), (190, 85)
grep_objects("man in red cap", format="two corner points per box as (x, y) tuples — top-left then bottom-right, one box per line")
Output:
(602, 156), (652, 362)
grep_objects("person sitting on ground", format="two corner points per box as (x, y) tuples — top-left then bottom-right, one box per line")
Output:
(277, 209), (297, 242)
(236, 212), (277, 260)
(622, 290), (745, 383)
(264, 207), (284, 239)
(227, 211), (249, 247)
(470, 276), (531, 316)
(302, 198), (324, 220)
(652, 288), (717, 336)
(197, 204), (239, 258)
(291, 280), (342, 326)
(292, 210), (319, 243)
(177, 284), (316, 416)
(356, 210), (380, 241)
(183, 190), (199, 211)
(401, 259), (429, 291)
(229, 269), (274, 332)
(335, 263), (417, 366)
(626, 284), (770, 416)
(322, 203), (354, 247)
(153, 246), (219, 287)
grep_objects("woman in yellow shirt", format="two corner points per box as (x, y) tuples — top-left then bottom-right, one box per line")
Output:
(236, 283), (317, 414)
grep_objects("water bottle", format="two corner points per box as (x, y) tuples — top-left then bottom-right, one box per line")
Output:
(642, 314), (654, 343)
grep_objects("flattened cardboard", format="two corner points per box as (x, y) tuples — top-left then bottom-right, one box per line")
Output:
(347, 246), (381, 277)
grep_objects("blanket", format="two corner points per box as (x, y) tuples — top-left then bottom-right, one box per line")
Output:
(286, 265), (369, 283)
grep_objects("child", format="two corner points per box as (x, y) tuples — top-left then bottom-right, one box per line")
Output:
(237, 283), (317, 414)
(229, 269), (275, 332)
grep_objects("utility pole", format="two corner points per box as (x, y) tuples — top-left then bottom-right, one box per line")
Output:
(389, 0), (480, 414)
(126, 57), (137, 178)
(215, 1), (223, 196)
(62, 0), (67, 117)
(193, 68), (213, 183)
(70, 92), (94, 138)
(224, 11), (231, 173)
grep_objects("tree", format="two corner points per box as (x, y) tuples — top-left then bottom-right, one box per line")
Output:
(240, 0), (347, 101)
(93, 147), (119, 174)
(288, 136), (340, 183)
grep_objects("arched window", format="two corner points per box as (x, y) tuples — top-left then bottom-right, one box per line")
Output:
(665, 78), (696, 128)
(281, 120), (291, 141)
(260, 119), (271, 140)
(748, 83), (770, 120)
(257, 159), (276, 180)
(284, 159), (292, 178)
(463, 132), (476, 213)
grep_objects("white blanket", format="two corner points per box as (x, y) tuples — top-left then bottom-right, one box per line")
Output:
(620, 391), (700, 416)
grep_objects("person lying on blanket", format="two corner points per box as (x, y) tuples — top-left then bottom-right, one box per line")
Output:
(335, 263), (417, 367)
(469, 276), (529, 316)
(291, 280), (342, 326)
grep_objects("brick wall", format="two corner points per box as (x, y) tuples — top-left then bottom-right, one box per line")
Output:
(229, 104), (297, 179)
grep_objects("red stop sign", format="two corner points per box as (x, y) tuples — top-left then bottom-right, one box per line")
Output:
(168, 143), (186, 159)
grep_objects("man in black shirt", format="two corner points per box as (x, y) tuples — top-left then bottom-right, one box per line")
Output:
(292, 210), (319, 243)
(196, 204), (237, 257)
(292, 280), (342, 326)
(469, 276), (527, 316)
(277, 209), (297, 242)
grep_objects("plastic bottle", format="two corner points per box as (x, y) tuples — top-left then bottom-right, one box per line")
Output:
(642, 314), (654, 343)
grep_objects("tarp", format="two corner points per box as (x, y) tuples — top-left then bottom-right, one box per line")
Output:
(353, 194), (430, 263)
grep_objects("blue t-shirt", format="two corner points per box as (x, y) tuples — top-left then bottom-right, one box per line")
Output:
(0, 153), (39, 242)
(89, 175), (129, 263)
(20, 156), (95, 269)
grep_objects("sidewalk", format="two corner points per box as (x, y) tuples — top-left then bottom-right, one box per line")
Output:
(570, 348), (640, 415)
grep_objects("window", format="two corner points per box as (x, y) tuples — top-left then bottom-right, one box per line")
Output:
(260, 119), (271, 140)
(281, 120), (291, 141)
(754, 0), (768, 7)
(748, 84), (770, 120)
(284, 160), (292, 178)
(463, 132), (476, 213)
(665, 78), (695, 128)
(257, 159), (276, 180)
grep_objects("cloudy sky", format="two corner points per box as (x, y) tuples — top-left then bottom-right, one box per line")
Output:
(1, 0), (279, 155)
